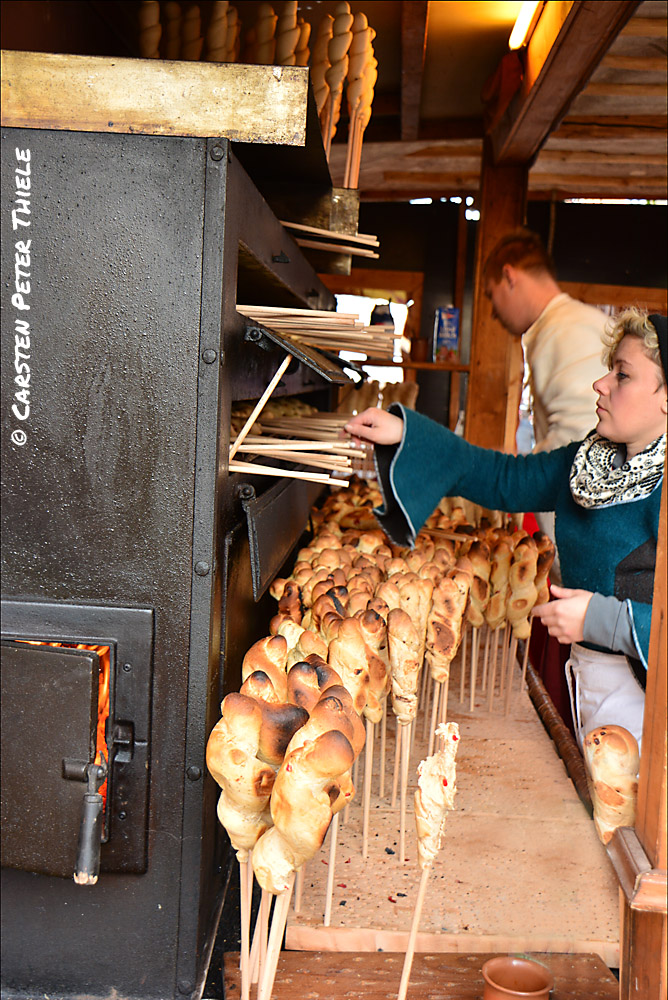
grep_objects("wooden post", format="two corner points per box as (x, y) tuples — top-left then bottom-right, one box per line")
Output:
(449, 201), (468, 430)
(464, 138), (527, 450)
(617, 465), (667, 998)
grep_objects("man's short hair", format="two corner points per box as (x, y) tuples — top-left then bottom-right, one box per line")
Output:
(483, 229), (557, 283)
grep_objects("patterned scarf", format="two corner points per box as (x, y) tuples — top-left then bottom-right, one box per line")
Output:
(569, 432), (666, 509)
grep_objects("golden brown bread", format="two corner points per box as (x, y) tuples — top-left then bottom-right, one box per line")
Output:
(583, 725), (639, 844)
(387, 607), (421, 724)
(507, 537), (539, 639)
(485, 539), (511, 630)
(206, 693), (276, 862)
(327, 616), (370, 715)
(240, 670), (282, 703)
(252, 729), (355, 893)
(355, 607), (390, 723)
(424, 574), (468, 684)
(241, 635), (289, 702)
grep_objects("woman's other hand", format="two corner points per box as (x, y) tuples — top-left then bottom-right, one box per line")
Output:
(531, 585), (594, 644)
(344, 407), (404, 446)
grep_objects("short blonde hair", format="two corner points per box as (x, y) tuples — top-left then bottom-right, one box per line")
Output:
(603, 307), (665, 386)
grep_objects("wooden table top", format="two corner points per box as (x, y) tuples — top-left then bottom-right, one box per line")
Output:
(224, 949), (620, 999)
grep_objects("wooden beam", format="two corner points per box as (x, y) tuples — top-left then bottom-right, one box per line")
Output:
(489, 0), (642, 165)
(0, 49), (309, 144)
(620, 16), (668, 36)
(464, 140), (527, 450)
(600, 54), (668, 72)
(449, 203), (468, 430)
(554, 116), (668, 141)
(618, 458), (667, 998)
(400, 0), (429, 142)
(559, 282), (667, 313)
(583, 82), (667, 98)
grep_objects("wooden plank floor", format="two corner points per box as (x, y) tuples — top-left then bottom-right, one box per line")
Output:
(224, 949), (620, 999)
(284, 644), (620, 967)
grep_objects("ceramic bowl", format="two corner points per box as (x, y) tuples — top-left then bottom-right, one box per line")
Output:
(482, 956), (554, 999)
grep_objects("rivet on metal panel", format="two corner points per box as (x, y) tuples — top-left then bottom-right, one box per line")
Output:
(122, 662), (132, 673)
(210, 145), (225, 161)
(202, 349), (217, 364)
(118, 811), (128, 821)
(194, 561), (210, 576)
(186, 766), (202, 781)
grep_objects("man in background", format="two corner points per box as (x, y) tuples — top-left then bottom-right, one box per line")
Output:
(483, 229), (609, 732)
(484, 228), (609, 461)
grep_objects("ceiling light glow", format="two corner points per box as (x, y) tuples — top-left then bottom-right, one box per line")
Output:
(509, 1), (541, 50)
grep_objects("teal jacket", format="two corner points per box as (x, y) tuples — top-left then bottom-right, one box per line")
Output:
(373, 406), (662, 673)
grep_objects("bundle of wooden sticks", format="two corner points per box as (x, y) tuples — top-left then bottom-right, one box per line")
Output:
(206, 479), (553, 998)
(237, 304), (396, 360)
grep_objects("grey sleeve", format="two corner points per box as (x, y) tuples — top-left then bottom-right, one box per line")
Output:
(583, 592), (638, 658)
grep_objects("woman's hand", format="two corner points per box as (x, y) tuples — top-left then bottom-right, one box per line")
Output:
(531, 585), (593, 645)
(344, 407), (404, 446)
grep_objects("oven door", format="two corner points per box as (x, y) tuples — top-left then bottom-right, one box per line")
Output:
(1, 641), (100, 879)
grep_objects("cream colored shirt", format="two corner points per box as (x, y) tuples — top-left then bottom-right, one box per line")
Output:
(522, 292), (609, 453)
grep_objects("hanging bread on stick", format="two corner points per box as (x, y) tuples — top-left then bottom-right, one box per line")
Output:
(252, 729), (355, 894)
(485, 538), (512, 631)
(255, 2), (278, 64)
(180, 3), (203, 60)
(138, 0), (162, 58)
(533, 530), (556, 605)
(414, 722), (460, 868)
(387, 608), (421, 724)
(206, 693), (277, 862)
(311, 13), (334, 116)
(507, 536), (539, 639)
(241, 635), (289, 701)
(583, 725), (640, 844)
(275, 0), (301, 65)
(327, 616), (370, 715)
(204, 0), (228, 61)
(425, 572), (469, 684)
(324, 1), (354, 148)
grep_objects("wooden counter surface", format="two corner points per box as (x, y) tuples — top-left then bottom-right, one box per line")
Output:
(224, 949), (620, 999)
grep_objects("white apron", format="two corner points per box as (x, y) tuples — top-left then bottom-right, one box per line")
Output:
(565, 643), (645, 754)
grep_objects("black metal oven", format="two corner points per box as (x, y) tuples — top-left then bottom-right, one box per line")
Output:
(1, 124), (336, 999)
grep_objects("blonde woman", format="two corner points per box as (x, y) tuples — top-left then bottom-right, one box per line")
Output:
(345, 310), (667, 752)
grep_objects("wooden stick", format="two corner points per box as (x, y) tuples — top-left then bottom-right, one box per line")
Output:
(505, 635), (519, 716)
(229, 460), (347, 487)
(294, 237), (379, 258)
(249, 888), (270, 985)
(279, 219), (379, 246)
(237, 448), (352, 471)
(294, 864), (305, 915)
(459, 626), (468, 703)
(439, 669), (451, 727)
(487, 628), (501, 713)
(521, 631), (531, 685)
(379, 698), (388, 799)
(391, 718), (401, 809)
(427, 679), (440, 757)
(421, 668), (433, 740)
(397, 866), (431, 1000)
(362, 717), (374, 859)
(497, 623), (510, 700)
(399, 723), (411, 864)
(323, 813), (339, 926)
(480, 627), (490, 692)
(257, 873), (295, 1000)
(229, 354), (292, 459)
(239, 859), (251, 1000)
(469, 626), (480, 712)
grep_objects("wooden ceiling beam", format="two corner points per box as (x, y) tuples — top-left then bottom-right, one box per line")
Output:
(489, 0), (642, 165)
(619, 17), (668, 36)
(554, 115), (668, 140)
(600, 54), (668, 72)
(400, 0), (429, 142)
